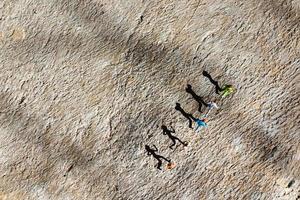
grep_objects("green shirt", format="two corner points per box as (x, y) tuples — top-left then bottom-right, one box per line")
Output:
(221, 85), (234, 97)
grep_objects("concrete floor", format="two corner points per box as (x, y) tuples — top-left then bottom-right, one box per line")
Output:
(0, 0), (299, 199)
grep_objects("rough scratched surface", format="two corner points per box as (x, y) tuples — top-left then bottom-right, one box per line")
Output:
(0, 0), (299, 199)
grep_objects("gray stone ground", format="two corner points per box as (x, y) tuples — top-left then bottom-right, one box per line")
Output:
(0, 0), (299, 199)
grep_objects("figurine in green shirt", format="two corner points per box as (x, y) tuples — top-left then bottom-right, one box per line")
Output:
(203, 71), (235, 97)
(221, 84), (234, 98)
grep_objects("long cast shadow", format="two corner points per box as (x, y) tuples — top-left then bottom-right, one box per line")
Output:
(175, 103), (196, 129)
(202, 71), (222, 94)
(145, 145), (170, 170)
(161, 125), (187, 149)
(1, 0), (297, 197)
(185, 84), (208, 113)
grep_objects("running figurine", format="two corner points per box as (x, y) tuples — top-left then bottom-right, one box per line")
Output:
(221, 84), (234, 98)
(205, 102), (219, 117)
(194, 118), (208, 132)
(166, 162), (176, 170)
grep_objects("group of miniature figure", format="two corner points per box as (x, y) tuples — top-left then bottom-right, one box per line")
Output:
(145, 71), (235, 170)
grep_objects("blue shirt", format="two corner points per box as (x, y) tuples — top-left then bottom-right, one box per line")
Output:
(195, 119), (207, 130)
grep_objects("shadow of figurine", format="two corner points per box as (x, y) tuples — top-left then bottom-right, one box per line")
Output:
(203, 71), (235, 98)
(202, 71), (222, 94)
(175, 103), (196, 128)
(145, 145), (171, 170)
(161, 125), (188, 149)
(186, 84), (208, 112)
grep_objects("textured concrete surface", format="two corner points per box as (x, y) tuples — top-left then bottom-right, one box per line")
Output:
(0, 0), (299, 199)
